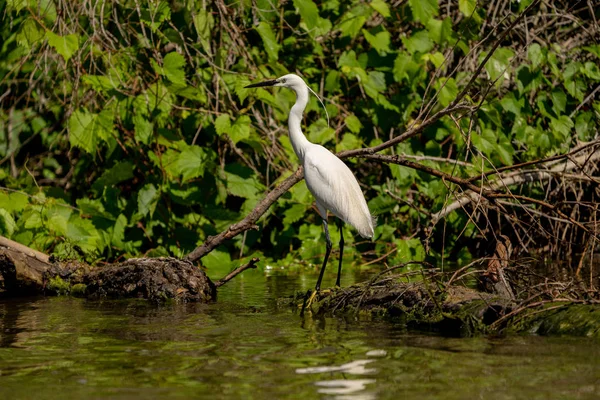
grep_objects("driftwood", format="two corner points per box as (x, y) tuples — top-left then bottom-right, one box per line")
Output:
(0, 240), (219, 303)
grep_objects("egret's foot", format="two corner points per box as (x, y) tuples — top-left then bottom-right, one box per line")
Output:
(300, 289), (319, 316)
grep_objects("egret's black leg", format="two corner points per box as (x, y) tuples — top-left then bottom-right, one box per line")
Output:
(336, 221), (344, 287)
(301, 219), (333, 315)
(314, 219), (333, 292)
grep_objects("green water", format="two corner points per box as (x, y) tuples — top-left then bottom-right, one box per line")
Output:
(1, 268), (599, 399)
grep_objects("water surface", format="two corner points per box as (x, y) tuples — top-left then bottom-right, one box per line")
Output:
(1, 267), (598, 399)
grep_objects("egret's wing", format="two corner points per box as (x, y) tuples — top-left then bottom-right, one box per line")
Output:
(303, 146), (374, 238)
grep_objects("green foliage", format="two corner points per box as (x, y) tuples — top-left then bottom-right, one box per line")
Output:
(0, 0), (597, 272)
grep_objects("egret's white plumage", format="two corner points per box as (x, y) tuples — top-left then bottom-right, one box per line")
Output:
(245, 73), (374, 306)
(267, 73), (374, 238)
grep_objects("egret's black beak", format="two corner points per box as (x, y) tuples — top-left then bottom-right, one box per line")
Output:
(244, 79), (278, 88)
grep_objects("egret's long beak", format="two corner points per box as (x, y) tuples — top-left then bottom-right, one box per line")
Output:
(244, 79), (277, 88)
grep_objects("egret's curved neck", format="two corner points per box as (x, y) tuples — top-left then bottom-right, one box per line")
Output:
(288, 85), (312, 162)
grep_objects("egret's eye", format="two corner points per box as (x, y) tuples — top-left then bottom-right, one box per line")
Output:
(280, 78), (287, 84)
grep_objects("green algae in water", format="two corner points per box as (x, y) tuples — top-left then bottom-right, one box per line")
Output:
(513, 303), (600, 338)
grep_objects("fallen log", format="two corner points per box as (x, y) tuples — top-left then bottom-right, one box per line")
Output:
(0, 237), (227, 303)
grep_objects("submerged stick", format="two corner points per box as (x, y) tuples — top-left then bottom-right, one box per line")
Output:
(215, 257), (260, 288)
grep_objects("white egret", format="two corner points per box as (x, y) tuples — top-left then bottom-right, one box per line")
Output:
(245, 74), (374, 310)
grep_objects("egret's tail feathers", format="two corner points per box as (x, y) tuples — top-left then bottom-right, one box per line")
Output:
(354, 213), (376, 239)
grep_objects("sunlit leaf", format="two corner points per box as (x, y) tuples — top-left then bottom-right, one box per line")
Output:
(369, 0), (390, 17)
(256, 21), (280, 61)
(402, 30), (433, 54)
(0, 209), (16, 237)
(345, 114), (362, 134)
(46, 31), (79, 62)
(362, 28), (391, 55)
(163, 52), (186, 85)
(408, 0), (438, 23)
(458, 0), (476, 17)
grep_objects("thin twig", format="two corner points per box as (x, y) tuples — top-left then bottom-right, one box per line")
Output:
(214, 257), (260, 288)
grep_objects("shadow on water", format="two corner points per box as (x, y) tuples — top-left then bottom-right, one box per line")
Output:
(1, 267), (599, 399)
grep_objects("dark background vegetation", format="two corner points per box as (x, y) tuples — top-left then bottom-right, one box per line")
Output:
(0, 0), (598, 284)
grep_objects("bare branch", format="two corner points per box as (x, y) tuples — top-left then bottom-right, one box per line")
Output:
(214, 257), (260, 287)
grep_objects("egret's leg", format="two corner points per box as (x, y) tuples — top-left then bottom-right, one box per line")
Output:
(335, 221), (344, 287)
(315, 219), (333, 292)
(301, 219), (332, 315)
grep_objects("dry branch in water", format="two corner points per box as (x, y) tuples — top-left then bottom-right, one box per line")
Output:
(215, 257), (259, 287)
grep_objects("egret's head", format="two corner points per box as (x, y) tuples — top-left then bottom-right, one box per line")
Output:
(244, 73), (306, 91)
(245, 73), (329, 125)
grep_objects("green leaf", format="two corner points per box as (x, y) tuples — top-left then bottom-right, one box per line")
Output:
(66, 217), (102, 255)
(423, 52), (445, 68)
(393, 52), (419, 82)
(528, 43), (544, 69)
(496, 133), (514, 165)
(500, 92), (524, 116)
(408, 0), (439, 23)
(582, 62), (600, 81)
(336, 133), (362, 152)
(345, 114), (362, 134)
(575, 112), (594, 141)
(68, 108), (114, 153)
(362, 29), (391, 55)
(163, 52), (186, 85)
(458, 0), (476, 17)
(83, 75), (119, 92)
(46, 204), (73, 236)
(69, 110), (95, 153)
(215, 114), (231, 136)
(256, 22), (281, 62)
(426, 18), (454, 45)
(202, 249), (231, 270)
(10, 192), (29, 213)
(564, 78), (586, 102)
(0, 209), (16, 238)
(293, 0), (332, 36)
(551, 89), (567, 115)
(138, 184), (159, 217)
(283, 204), (308, 225)
(176, 146), (210, 182)
(471, 129), (496, 155)
(17, 19), (44, 50)
(336, 5), (369, 38)
(230, 115), (251, 144)
(92, 161), (134, 192)
(112, 214), (127, 247)
(77, 198), (113, 220)
(225, 172), (262, 199)
(395, 238), (425, 263)
(134, 114), (154, 144)
(369, 0), (390, 17)
(46, 31), (79, 62)
(140, 1), (171, 32)
(6, 0), (27, 12)
(437, 78), (458, 107)
(307, 119), (335, 144)
(193, 8), (214, 54)
(402, 30), (433, 54)
(481, 47), (514, 83)
(550, 115), (573, 142)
